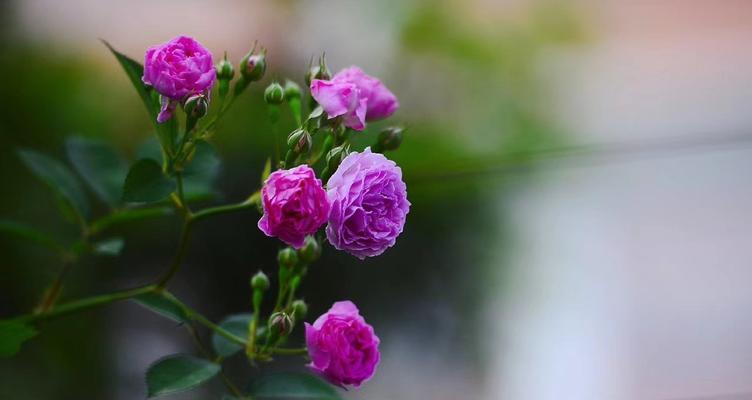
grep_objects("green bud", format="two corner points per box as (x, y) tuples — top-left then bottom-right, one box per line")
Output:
(277, 247), (298, 269)
(284, 80), (301, 100)
(268, 312), (293, 337)
(251, 270), (270, 292)
(326, 144), (349, 172)
(305, 54), (332, 86)
(298, 236), (321, 264)
(264, 82), (285, 105)
(240, 47), (266, 82)
(374, 127), (404, 153)
(287, 129), (312, 154)
(183, 94), (208, 119)
(216, 54), (234, 81)
(291, 300), (308, 320)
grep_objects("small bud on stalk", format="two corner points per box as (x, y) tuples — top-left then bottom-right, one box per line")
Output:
(268, 312), (294, 337)
(284, 80), (301, 101)
(183, 94), (209, 119)
(321, 143), (349, 182)
(373, 127), (404, 153)
(251, 271), (270, 292)
(264, 82), (285, 105)
(287, 129), (312, 155)
(291, 300), (308, 321)
(240, 47), (267, 82)
(216, 53), (234, 98)
(298, 236), (321, 264)
(277, 247), (298, 270)
(305, 55), (331, 86)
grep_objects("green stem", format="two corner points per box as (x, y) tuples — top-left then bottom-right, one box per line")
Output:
(15, 285), (157, 324)
(190, 191), (260, 223)
(270, 347), (308, 356)
(35, 257), (75, 313)
(155, 218), (193, 289)
(173, 298), (246, 347)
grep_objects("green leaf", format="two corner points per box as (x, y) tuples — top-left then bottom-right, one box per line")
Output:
(261, 157), (272, 184)
(0, 219), (65, 253)
(212, 313), (252, 358)
(146, 354), (220, 398)
(17, 148), (90, 221)
(133, 292), (189, 324)
(248, 373), (342, 400)
(88, 206), (174, 235)
(182, 140), (220, 199)
(66, 137), (128, 207)
(92, 237), (124, 256)
(122, 159), (176, 203)
(102, 40), (177, 160)
(0, 320), (38, 358)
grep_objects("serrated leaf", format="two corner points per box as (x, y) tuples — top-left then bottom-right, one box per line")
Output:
(66, 136), (128, 207)
(102, 40), (177, 159)
(17, 149), (90, 221)
(248, 373), (342, 400)
(0, 320), (38, 358)
(182, 140), (220, 199)
(261, 157), (272, 184)
(93, 237), (124, 256)
(146, 354), (220, 398)
(212, 313), (252, 358)
(133, 292), (189, 324)
(122, 159), (176, 203)
(0, 219), (65, 253)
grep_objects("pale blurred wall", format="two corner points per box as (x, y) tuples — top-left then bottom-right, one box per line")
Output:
(486, 1), (752, 399)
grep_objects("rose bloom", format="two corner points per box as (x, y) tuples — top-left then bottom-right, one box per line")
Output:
(310, 66), (398, 131)
(305, 301), (380, 388)
(142, 35), (216, 123)
(326, 148), (410, 259)
(258, 165), (330, 249)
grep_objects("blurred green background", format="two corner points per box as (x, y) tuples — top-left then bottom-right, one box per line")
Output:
(3, 1), (752, 399)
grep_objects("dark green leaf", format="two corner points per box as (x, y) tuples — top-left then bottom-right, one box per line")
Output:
(122, 159), (176, 203)
(88, 206), (174, 235)
(17, 149), (90, 221)
(261, 157), (272, 184)
(146, 354), (220, 398)
(66, 137), (128, 207)
(248, 373), (342, 400)
(0, 219), (65, 253)
(182, 140), (220, 199)
(133, 292), (189, 324)
(0, 320), (38, 358)
(102, 40), (177, 159)
(92, 237), (124, 256)
(212, 313), (252, 358)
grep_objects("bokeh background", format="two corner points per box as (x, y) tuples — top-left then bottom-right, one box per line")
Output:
(2, 0), (752, 399)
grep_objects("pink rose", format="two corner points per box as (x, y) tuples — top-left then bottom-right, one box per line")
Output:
(258, 165), (330, 249)
(310, 66), (398, 131)
(142, 35), (216, 123)
(305, 301), (380, 388)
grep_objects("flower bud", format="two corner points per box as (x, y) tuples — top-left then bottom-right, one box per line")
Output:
(284, 80), (301, 101)
(298, 236), (321, 264)
(277, 247), (298, 269)
(183, 94), (208, 119)
(305, 55), (332, 86)
(251, 270), (270, 292)
(264, 82), (285, 105)
(216, 54), (234, 81)
(287, 129), (312, 154)
(240, 47), (266, 82)
(374, 127), (404, 153)
(291, 300), (308, 320)
(268, 312), (293, 337)
(326, 144), (349, 172)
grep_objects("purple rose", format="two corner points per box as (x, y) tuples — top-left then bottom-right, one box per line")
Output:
(310, 66), (398, 131)
(305, 301), (380, 388)
(326, 148), (410, 259)
(258, 165), (330, 249)
(142, 35), (216, 123)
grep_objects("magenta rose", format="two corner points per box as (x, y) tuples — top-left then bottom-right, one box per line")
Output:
(142, 35), (216, 123)
(310, 66), (398, 131)
(258, 165), (330, 249)
(305, 301), (380, 388)
(326, 148), (410, 259)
